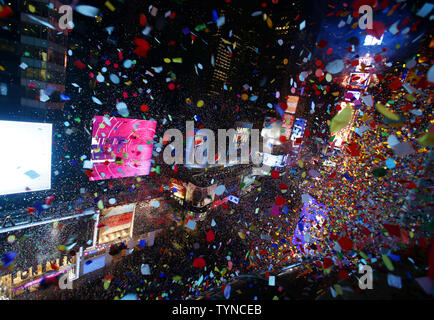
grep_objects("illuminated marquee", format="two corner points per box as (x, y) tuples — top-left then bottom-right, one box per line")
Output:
(290, 118), (307, 147)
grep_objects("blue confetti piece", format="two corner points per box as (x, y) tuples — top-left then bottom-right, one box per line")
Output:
(212, 9), (218, 22)
(388, 254), (400, 262)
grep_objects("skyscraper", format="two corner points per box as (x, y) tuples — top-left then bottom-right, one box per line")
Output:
(0, 0), (68, 116)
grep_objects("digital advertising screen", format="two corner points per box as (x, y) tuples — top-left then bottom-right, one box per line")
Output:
(285, 96), (300, 114)
(344, 90), (362, 102)
(185, 183), (217, 208)
(185, 131), (212, 168)
(231, 124), (252, 151)
(0, 120), (52, 196)
(98, 203), (135, 244)
(90, 116), (157, 181)
(82, 256), (106, 275)
(346, 73), (370, 90)
(282, 113), (295, 139)
(169, 178), (187, 199)
(355, 56), (374, 72)
(261, 117), (285, 146)
(262, 153), (284, 167)
(290, 118), (307, 147)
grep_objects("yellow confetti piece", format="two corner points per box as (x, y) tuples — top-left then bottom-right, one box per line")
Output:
(417, 133), (434, 146)
(105, 1), (115, 11)
(0, 65), (5, 71)
(298, 160), (304, 168)
(375, 102), (400, 121)
(197, 100), (204, 107)
(334, 284), (343, 295)
(330, 103), (353, 133)
(266, 17), (273, 28)
(29, 4), (35, 13)
(164, 58), (171, 63)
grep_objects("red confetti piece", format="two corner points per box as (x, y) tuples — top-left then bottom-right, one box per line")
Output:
(317, 40), (329, 49)
(388, 78), (402, 91)
(139, 13), (147, 26)
(383, 223), (401, 237)
(275, 196), (285, 206)
(338, 269), (349, 280)
(337, 237), (353, 252)
(270, 171), (279, 179)
(366, 21), (386, 40)
(74, 60), (86, 69)
(0, 5), (13, 18)
(192, 257), (206, 268)
(206, 230), (215, 242)
(323, 257), (333, 269)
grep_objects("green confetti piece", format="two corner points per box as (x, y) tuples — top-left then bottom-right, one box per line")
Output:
(194, 23), (206, 31)
(359, 251), (369, 260)
(97, 199), (104, 210)
(382, 254), (394, 271)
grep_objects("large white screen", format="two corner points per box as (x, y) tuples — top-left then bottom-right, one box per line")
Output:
(0, 120), (52, 195)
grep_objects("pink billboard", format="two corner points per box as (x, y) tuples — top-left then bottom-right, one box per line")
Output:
(90, 116), (157, 181)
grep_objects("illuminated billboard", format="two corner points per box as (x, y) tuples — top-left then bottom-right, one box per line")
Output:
(344, 90), (362, 102)
(98, 203), (135, 244)
(261, 118), (285, 146)
(355, 56), (374, 72)
(169, 178), (187, 199)
(290, 118), (307, 147)
(82, 256), (106, 275)
(282, 113), (295, 139)
(285, 96), (300, 114)
(185, 183), (217, 208)
(0, 120), (52, 196)
(263, 153), (284, 167)
(90, 116), (157, 181)
(345, 73), (370, 90)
